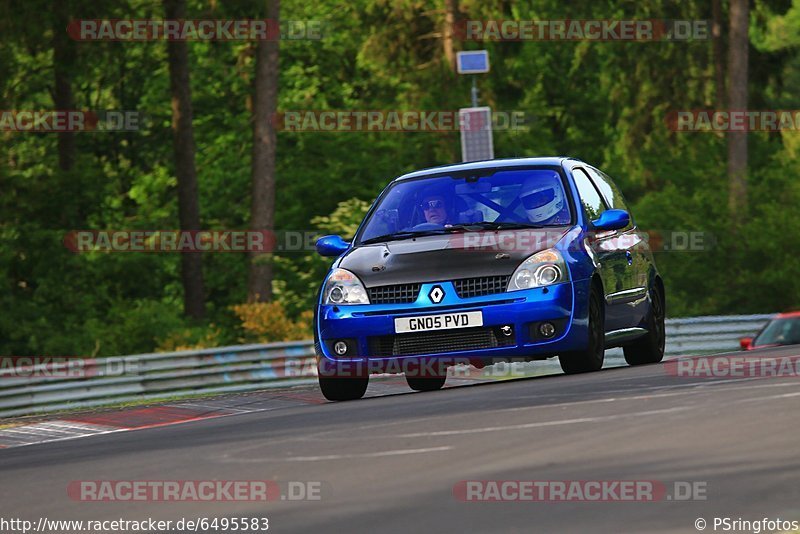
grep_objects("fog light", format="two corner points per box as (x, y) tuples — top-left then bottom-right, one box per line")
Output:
(500, 325), (513, 337)
(539, 322), (556, 338)
(334, 341), (349, 355)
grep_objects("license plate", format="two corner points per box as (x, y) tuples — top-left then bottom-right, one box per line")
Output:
(394, 311), (483, 334)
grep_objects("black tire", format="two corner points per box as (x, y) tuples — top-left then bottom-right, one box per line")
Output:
(559, 284), (605, 374)
(405, 374), (447, 392)
(315, 340), (369, 401)
(623, 284), (666, 365)
(318, 374), (369, 401)
(404, 358), (448, 391)
(316, 350), (368, 401)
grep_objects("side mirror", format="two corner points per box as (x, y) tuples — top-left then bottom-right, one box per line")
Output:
(592, 209), (630, 231)
(316, 235), (350, 257)
(739, 337), (753, 350)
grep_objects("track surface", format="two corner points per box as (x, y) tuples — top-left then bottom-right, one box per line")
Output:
(2, 347), (800, 533)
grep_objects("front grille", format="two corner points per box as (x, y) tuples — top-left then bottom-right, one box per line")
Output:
(368, 327), (516, 358)
(453, 275), (510, 299)
(368, 283), (421, 304)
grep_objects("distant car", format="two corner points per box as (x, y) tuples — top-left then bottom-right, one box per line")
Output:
(740, 312), (800, 350)
(313, 157), (665, 400)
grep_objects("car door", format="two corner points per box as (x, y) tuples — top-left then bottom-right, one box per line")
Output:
(571, 167), (636, 331)
(585, 166), (650, 327)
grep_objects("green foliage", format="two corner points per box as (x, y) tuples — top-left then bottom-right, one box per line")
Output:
(231, 301), (314, 344)
(272, 197), (371, 317)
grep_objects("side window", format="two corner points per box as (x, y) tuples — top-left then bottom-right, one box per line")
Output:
(586, 167), (634, 230)
(572, 168), (607, 221)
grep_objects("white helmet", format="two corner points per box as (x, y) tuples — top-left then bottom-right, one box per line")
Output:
(520, 175), (565, 223)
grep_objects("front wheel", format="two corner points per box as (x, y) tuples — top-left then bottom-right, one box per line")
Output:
(317, 356), (369, 401)
(405, 359), (447, 391)
(623, 284), (665, 365)
(318, 374), (369, 401)
(405, 374), (447, 391)
(559, 284), (605, 374)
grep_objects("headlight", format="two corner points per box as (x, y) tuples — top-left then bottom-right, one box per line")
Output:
(323, 268), (370, 305)
(507, 248), (569, 291)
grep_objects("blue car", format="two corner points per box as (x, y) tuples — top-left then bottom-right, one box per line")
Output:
(314, 157), (665, 400)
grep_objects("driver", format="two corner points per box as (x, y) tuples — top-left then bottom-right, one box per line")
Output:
(519, 175), (570, 225)
(419, 190), (451, 225)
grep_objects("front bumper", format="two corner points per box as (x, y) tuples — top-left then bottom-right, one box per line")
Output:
(316, 280), (587, 369)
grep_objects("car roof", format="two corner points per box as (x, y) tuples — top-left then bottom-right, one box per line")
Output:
(394, 157), (580, 182)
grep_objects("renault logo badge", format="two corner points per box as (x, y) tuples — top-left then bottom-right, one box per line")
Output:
(428, 285), (445, 303)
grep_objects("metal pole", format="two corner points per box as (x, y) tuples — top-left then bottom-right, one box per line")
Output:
(471, 77), (478, 108)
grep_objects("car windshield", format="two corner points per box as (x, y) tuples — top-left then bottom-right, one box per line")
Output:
(754, 317), (800, 347)
(358, 168), (572, 244)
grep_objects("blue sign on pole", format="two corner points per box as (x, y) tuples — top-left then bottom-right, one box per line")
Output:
(456, 51), (490, 74)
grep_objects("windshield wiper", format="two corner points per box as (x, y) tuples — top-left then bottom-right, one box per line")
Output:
(360, 222), (550, 245)
(360, 229), (448, 245)
(445, 222), (547, 231)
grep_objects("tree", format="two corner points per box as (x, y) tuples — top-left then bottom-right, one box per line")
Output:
(727, 0), (749, 218)
(442, 0), (458, 71)
(52, 0), (76, 171)
(247, 0), (280, 303)
(164, 0), (205, 319)
(711, 0), (725, 109)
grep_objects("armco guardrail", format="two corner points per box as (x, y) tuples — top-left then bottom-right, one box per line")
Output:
(0, 342), (319, 418)
(665, 314), (772, 355)
(0, 314), (774, 418)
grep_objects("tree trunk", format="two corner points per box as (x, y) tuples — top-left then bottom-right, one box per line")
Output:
(727, 0), (749, 218)
(443, 0), (458, 71)
(52, 0), (76, 171)
(247, 0), (280, 303)
(712, 0), (725, 109)
(164, 0), (205, 319)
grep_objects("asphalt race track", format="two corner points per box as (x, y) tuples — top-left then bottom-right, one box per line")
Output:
(1, 347), (800, 533)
